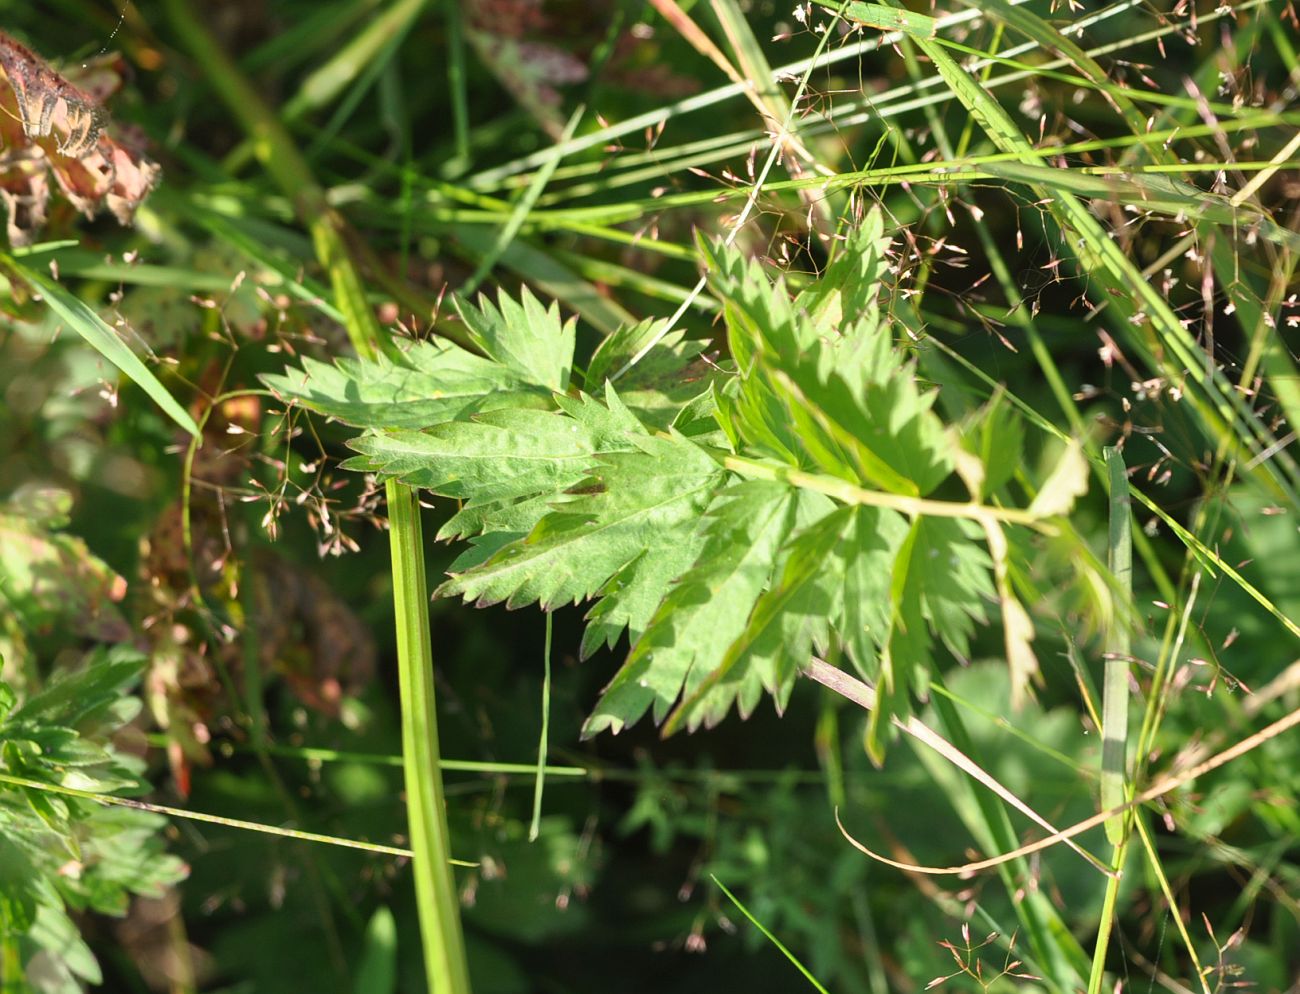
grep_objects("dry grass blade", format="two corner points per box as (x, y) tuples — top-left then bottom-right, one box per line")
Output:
(806, 660), (1112, 875)
(835, 702), (1300, 875)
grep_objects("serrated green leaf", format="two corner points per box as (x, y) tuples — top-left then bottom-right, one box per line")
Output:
(670, 385), (731, 444)
(780, 364), (952, 496)
(261, 340), (549, 430)
(0, 838), (40, 933)
(578, 531), (710, 661)
(706, 232), (952, 496)
(585, 318), (716, 428)
(427, 388), (652, 548)
(437, 493), (556, 543)
(717, 361), (810, 470)
(1029, 438), (1090, 517)
(77, 807), (187, 903)
(766, 366), (914, 491)
(559, 383), (653, 440)
(24, 901), (102, 985)
(345, 409), (606, 501)
(11, 647), (145, 729)
(455, 284), (575, 392)
(0, 648), (179, 994)
(665, 492), (843, 735)
(584, 481), (800, 736)
(957, 389), (1025, 500)
(870, 517), (996, 759)
(22, 730), (108, 769)
(795, 206), (891, 347)
(898, 517), (995, 666)
(701, 237), (811, 362)
(438, 434), (724, 631)
(55, 768), (140, 794)
(837, 506), (912, 672)
(343, 386), (651, 501)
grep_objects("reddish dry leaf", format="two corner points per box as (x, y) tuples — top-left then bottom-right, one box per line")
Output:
(0, 31), (159, 245)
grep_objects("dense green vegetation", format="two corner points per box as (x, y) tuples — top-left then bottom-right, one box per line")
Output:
(1, 1), (1298, 992)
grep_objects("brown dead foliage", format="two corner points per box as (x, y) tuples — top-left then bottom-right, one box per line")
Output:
(0, 30), (159, 245)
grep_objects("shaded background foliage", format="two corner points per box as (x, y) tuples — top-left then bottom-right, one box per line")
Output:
(1, 0), (1298, 992)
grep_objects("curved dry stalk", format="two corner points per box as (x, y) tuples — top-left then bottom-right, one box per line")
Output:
(834, 701), (1300, 876)
(805, 660), (1110, 874)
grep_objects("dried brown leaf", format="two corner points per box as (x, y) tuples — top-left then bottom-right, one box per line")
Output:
(0, 31), (158, 245)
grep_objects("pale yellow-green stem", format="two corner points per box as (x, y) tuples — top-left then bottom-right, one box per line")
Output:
(160, 2), (472, 989)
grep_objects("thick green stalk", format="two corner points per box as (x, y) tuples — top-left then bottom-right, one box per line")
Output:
(1086, 841), (1128, 994)
(1101, 447), (1132, 845)
(161, 3), (472, 990)
(1088, 445), (1134, 993)
(387, 483), (473, 991)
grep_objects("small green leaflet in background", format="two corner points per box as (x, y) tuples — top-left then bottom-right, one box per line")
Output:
(269, 207), (1089, 755)
(353, 906), (398, 994)
(0, 644), (187, 989)
(8, 257), (200, 437)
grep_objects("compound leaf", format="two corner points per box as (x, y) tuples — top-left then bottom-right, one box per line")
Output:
(870, 517), (996, 760)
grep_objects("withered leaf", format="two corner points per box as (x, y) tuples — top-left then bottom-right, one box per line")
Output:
(0, 31), (158, 245)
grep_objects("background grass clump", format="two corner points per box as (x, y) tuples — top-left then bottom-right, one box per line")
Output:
(1, 1), (1298, 992)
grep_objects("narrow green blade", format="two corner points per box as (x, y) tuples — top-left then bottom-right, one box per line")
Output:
(12, 259), (199, 437)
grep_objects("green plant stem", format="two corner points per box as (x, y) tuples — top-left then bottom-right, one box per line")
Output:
(725, 455), (1053, 529)
(161, 3), (472, 990)
(1101, 447), (1132, 845)
(529, 612), (554, 842)
(1087, 840), (1129, 994)
(442, 0), (471, 170)
(712, 876), (831, 994)
(0, 771), (432, 859)
(1090, 445), (1135, 993)
(161, 0), (375, 359)
(387, 483), (473, 991)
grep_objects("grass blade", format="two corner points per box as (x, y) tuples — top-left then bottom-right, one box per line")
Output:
(11, 258), (199, 438)
(711, 875), (831, 994)
(831, 0), (1297, 507)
